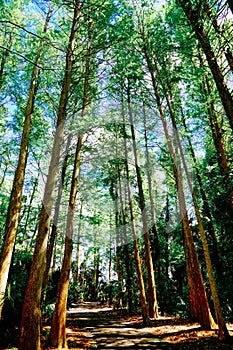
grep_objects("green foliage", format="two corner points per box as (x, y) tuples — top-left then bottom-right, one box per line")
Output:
(3, 251), (31, 321)
(67, 281), (84, 306)
(0, 251), (31, 347)
(0, 0), (232, 337)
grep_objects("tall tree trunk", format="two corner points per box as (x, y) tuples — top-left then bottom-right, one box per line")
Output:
(43, 134), (72, 288)
(22, 174), (39, 241)
(121, 98), (150, 325)
(127, 87), (158, 319)
(182, 157), (230, 340)
(198, 52), (231, 177)
(200, 69), (233, 210)
(180, 110), (222, 271)
(114, 194), (124, 292)
(150, 46), (226, 335)
(118, 168), (133, 315)
(108, 213), (113, 283)
(93, 230), (100, 301)
(225, 48), (233, 72)
(142, 105), (160, 267)
(0, 160), (9, 189)
(178, 0), (233, 132)
(49, 4), (92, 344)
(49, 135), (83, 349)
(0, 6), (53, 320)
(0, 28), (13, 89)
(19, 3), (80, 349)
(74, 202), (83, 282)
(203, 0), (233, 74)
(142, 44), (215, 329)
(165, 86), (230, 341)
(164, 195), (170, 288)
(52, 242), (57, 273)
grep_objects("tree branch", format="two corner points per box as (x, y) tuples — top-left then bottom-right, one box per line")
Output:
(0, 45), (60, 70)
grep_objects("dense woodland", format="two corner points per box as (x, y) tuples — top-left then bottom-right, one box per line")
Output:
(0, 0), (233, 349)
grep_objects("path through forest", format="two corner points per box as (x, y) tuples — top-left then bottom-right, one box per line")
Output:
(65, 302), (177, 349)
(60, 302), (233, 350)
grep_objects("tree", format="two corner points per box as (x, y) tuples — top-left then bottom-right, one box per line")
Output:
(121, 102), (150, 325)
(180, 109), (222, 272)
(117, 167), (133, 314)
(49, 134), (83, 348)
(19, 1), (80, 348)
(147, 29), (230, 337)
(177, 0), (233, 132)
(133, 7), (216, 328)
(126, 85), (159, 318)
(0, 28), (13, 90)
(43, 133), (72, 288)
(142, 104), (160, 270)
(169, 91), (230, 341)
(49, 6), (95, 343)
(0, 4), (53, 319)
(0, 0), (232, 345)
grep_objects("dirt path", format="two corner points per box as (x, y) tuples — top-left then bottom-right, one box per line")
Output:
(66, 302), (178, 349)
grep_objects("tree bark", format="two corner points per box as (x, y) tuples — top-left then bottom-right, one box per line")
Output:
(43, 134), (72, 288)
(22, 174), (40, 241)
(142, 44), (215, 329)
(149, 48), (227, 336)
(49, 12), (90, 343)
(0, 28), (13, 90)
(127, 86), (159, 319)
(203, 0), (233, 74)
(166, 90), (230, 341)
(0, 6), (53, 320)
(201, 71), (233, 210)
(74, 202), (83, 282)
(118, 168), (133, 315)
(0, 161), (9, 189)
(19, 3), (80, 349)
(142, 105), (160, 267)
(164, 195), (170, 286)
(180, 110), (222, 271)
(121, 98), (150, 326)
(108, 213), (113, 283)
(114, 194), (124, 292)
(178, 0), (233, 132)
(93, 230), (100, 301)
(49, 135), (83, 348)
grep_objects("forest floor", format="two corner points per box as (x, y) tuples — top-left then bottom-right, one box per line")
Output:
(42, 301), (233, 350)
(1, 301), (233, 349)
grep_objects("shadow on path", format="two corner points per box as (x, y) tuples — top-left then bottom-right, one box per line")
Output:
(67, 302), (179, 349)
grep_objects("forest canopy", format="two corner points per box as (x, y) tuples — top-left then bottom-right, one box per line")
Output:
(0, 0), (232, 349)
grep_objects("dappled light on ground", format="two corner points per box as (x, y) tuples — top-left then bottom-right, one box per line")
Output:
(44, 302), (233, 350)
